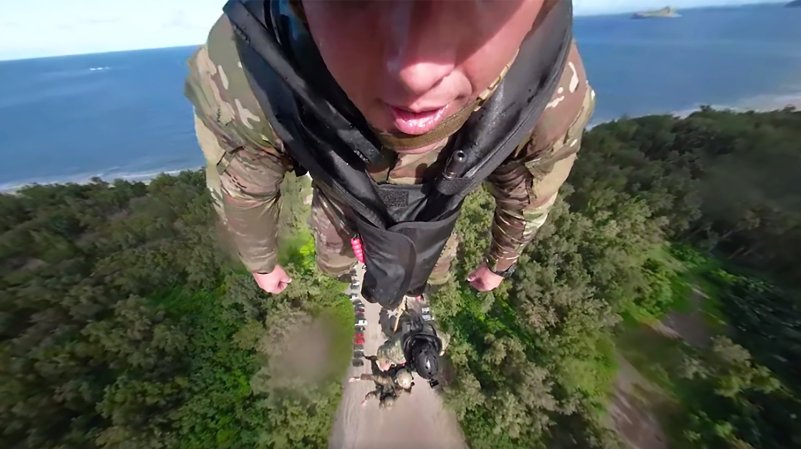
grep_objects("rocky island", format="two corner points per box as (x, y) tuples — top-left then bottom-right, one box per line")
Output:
(632, 6), (681, 18)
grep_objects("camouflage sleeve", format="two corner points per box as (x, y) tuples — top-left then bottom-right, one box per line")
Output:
(186, 16), (292, 274)
(485, 44), (596, 272)
(377, 334), (407, 366)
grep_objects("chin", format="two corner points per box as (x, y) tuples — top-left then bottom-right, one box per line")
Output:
(361, 108), (392, 133)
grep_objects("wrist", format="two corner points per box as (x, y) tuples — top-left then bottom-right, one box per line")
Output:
(245, 254), (278, 275)
(485, 255), (518, 278)
(253, 263), (279, 276)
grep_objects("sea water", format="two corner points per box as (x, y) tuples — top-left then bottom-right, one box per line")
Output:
(1, 3), (800, 190)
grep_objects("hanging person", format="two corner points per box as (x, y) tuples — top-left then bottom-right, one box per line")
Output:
(185, 0), (595, 358)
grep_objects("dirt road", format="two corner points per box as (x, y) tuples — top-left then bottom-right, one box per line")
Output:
(651, 287), (712, 348)
(610, 285), (714, 449)
(328, 267), (467, 449)
(609, 354), (668, 449)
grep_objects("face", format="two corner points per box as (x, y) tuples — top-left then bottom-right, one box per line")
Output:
(302, 0), (543, 140)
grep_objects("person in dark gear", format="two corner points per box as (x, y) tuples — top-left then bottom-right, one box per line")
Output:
(186, 1), (595, 370)
(186, 0), (595, 301)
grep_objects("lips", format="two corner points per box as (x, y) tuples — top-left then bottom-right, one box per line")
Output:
(388, 105), (448, 135)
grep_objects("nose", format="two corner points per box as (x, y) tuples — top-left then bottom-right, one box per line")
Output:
(383, 3), (456, 97)
(392, 60), (454, 98)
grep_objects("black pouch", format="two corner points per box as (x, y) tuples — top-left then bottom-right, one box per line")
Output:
(354, 208), (460, 309)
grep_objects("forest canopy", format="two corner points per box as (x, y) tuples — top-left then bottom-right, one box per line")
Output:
(1, 107), (800, 449)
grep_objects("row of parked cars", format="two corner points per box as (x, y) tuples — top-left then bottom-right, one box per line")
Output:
(350, 277), (366, 367)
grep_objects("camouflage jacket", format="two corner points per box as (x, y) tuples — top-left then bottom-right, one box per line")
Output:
(185, 15), (595, 274)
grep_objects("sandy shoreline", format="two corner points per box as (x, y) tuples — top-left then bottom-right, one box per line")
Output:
(4, 100), (799, 194)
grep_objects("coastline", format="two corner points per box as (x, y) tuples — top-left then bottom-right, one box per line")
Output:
(0, 167), (200, 194)
(588, 90), (801, 128)
(3, 96), (799, 194)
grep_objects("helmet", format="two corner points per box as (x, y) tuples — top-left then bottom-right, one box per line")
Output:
(402, 319), (443, 381)
(379, 395), (396, 410)
(410, 341), (440, 380)
(395, 369), (414, 390)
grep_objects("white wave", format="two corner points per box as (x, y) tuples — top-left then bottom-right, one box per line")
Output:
(588, 90), (801, 129)
(668, 93), (801, 119)
(4, 89), (799, 193)
(0, 166), (201, 194)
(88, 66), (111, 72)
(731, 91), (801, 112)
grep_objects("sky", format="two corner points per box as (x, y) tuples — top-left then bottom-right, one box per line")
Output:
(0, 0), (786, 61)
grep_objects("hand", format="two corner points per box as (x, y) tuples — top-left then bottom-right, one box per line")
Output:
(348, 377), (360, 383)
(252, 265), (292, 294)
(467, 263), (504, 292)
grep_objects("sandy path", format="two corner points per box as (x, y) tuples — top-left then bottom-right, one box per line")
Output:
(651, 287), (712, 348)
(328, 267), (468, 449)
(609, 354), (668, 449)
(611, 285), (714, 449)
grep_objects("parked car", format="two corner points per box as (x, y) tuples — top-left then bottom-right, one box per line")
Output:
(353, 350), (365, 358)
(352, 280), (361, 288)
(354, 333), (365, 345)
(355, 319), (367, 327)
(353, 300), (363, 308)
(353, 344), (364, 351)
(350, 294), (360, 301)
(352, 359), (364, 367)
(355, 326), (365, 333)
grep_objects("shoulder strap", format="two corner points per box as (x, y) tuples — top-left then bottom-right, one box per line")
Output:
(224, 0), (386, 167)
(424, 0), (573, 216)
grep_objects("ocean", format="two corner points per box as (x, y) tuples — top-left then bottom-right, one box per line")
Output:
(1, 3), (800, 190)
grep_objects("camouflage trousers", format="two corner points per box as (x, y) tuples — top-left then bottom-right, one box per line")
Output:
(307, 187), (459, 286)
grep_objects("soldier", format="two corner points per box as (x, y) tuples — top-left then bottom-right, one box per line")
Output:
(186, 0), (595, 369)
(350, 356), (415, 408)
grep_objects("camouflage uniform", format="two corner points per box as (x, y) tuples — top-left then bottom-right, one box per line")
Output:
(185, 15), (595, 279)
(357, 355), (400, 388)
(376, 334), (408, 368)
(356, 356), (411, 408)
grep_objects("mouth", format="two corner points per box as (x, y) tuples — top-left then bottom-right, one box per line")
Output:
(388, 104), (449, 135)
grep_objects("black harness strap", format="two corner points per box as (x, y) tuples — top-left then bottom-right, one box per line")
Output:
(426, 0), (574, 217)
(223, 0), (574, 306)
(223, 0), (386, 167)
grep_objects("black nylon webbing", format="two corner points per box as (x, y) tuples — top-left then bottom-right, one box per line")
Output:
(224, 0), (385, 166)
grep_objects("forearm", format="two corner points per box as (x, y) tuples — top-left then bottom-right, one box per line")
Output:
(486, 75), (595, 271)
(194, 115), (287, 273)
(221, 179), (282, 273)
(486, 144), (580, 272)
(488, 187), (560, 271)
